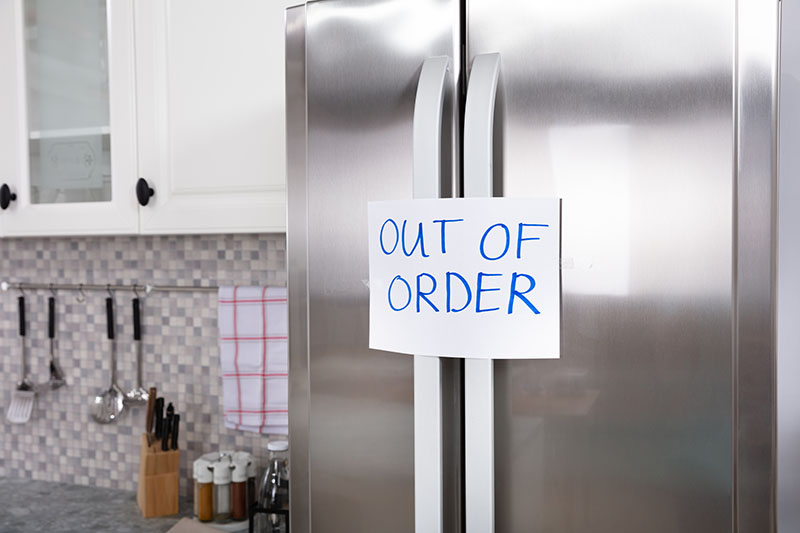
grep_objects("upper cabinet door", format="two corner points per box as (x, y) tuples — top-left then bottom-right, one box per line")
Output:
(134, 0), (289, 235)
(0, 0), (17, 237)
(1, 0), (139, 236)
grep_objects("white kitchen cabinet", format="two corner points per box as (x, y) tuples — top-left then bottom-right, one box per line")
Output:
(0, 0), (140, 236)
(133, 0), (289, 234)
(0, 0), (288, 237)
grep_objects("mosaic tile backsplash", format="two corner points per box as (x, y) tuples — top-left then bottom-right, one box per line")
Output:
(0, 234), (286, 495)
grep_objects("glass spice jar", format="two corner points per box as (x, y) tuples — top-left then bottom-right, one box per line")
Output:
(196, 459), (214, 522)
(231, 458), (249, 521)
(211, 460), (234, 523)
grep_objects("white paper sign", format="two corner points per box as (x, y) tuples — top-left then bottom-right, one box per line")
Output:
(368, 197), (561, 360)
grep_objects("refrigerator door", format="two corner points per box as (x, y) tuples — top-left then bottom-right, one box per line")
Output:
(291, 1), (461, 531)
(468, 0), (742, 531)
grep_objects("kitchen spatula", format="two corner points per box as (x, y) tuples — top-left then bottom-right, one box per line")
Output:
(7, 296), (34, 424)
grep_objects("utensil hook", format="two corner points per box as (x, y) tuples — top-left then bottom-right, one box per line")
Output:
(76, 284), (86, 303)
(106, 284), (114, 299)
(132, 284), (141, 298)
(49, 283), (56, 298)
(17, 285), (24, 297)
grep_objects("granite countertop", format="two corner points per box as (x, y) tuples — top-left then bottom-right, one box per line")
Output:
(0, 477), (192, 533)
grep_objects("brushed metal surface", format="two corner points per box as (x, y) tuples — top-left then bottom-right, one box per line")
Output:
(286, 5), (310, 533)
(737, 0), (779, 531)
(469, 1), (736, 531)
(778, 3), (800, 531)
(304, 1), (460, 531)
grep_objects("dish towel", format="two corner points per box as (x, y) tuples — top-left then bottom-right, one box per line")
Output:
(218, 286), (288, 435)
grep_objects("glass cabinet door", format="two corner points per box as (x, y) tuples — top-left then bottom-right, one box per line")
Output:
(2, 0), (138, 236)
(25, 0), (111, 204)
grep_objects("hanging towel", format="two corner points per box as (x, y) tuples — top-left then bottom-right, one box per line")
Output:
(218, 286), (288, 435)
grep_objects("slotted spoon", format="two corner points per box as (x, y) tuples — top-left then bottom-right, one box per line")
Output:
(91, 296), (125, 424)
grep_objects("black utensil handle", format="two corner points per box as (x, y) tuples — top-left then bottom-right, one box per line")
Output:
(106, 297), (114, 340)
(18, 296), (25, 337)
(133, 297), (141, 341)
(171, 414), (180, 450)
(48, 297), (55, 339)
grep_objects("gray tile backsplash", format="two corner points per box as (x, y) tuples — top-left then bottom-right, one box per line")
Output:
(0, 234), (286, 496)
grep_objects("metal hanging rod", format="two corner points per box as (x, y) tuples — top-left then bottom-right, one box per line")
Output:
(0, 281), (218, 295)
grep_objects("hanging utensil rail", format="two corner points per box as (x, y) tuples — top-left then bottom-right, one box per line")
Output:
(0, 281), (218, 295)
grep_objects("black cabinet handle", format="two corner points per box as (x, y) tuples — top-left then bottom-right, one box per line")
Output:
(136, 178), (155, 206)
(0, 184), (17, 210)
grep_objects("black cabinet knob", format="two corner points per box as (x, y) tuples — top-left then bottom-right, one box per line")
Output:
(0, 184), (17, 210)
(136, 178), (155, 206)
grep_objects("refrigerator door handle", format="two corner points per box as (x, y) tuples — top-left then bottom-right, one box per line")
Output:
(463, 52), (501, 533)
(413, 56), (451, 198)
(464, 52), (501, 197)
(412, 55), (451, 533)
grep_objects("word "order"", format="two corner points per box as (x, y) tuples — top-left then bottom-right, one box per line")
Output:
(387, 271), (539, 315)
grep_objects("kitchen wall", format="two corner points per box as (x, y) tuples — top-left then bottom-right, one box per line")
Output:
(0, 234), (286, 495)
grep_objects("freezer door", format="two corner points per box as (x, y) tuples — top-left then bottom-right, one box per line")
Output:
(292, 1), (461, 531)
(468, 1), (742, 531)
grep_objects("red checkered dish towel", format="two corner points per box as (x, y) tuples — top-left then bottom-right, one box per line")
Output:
(218, 286), (288, 435)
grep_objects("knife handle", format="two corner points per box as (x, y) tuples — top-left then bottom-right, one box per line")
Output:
(171, 414), (180, 450)
(154, 398), (164, 439)
(48, 297), (55, 339)
(133, 298), (141, 341)
(163, 403), (174, 452)
(161, 417), (171, 452)
(145, 387), (157, 434)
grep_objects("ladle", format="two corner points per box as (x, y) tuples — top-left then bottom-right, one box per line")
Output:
(124, 295), (148, 405)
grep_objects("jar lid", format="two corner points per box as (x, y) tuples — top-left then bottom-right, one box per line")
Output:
(200, 452), (221, 463)
(232, 459), (249, 482)
(196, 459), (213, 483)
(211, 461), (233, 484)
(268, 440), (289, 452)
(232, 451), (250, 462)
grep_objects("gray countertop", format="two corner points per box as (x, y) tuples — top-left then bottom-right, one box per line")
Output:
(0, 477), (192, 533)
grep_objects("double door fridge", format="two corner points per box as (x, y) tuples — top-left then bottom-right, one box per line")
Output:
(286, 0), (798, 531)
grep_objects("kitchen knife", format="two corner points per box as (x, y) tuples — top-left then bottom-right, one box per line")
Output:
(170, 414), (180, 450)
(145, 387), (157, 434)
(161, 420), (170, 451)
(154, 397), (164, 441)
(163, 403), (175, 452)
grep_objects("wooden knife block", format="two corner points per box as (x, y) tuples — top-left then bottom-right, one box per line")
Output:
(137, 433), (180, 518)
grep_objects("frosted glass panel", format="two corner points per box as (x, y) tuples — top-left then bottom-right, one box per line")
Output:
(25, 0), (112, 204)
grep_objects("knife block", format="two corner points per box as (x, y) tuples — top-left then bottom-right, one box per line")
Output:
(137, 433), (180, 518)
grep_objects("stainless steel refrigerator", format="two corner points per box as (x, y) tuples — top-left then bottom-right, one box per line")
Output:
(285, 1), (800, 531)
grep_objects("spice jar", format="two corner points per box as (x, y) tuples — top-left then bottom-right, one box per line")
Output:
(193, 460), (198, 518)
(233, 451), (257, 512)
(211, 460), (233, 523)
(246, 455), (258, 510)
(231, 458), (249, 521)
(196, 459), (214, 522)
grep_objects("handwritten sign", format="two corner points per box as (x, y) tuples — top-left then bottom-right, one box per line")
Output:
(368, 197), (561, 360)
